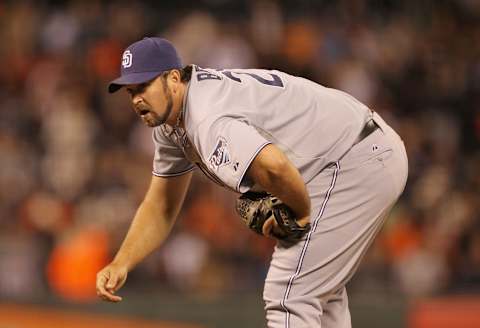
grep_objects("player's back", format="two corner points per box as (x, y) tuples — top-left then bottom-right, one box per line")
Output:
(185, 65), (372, 182)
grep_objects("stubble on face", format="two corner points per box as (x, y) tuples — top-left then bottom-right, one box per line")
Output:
(138, 77), (173, 127)
(142, 90), (173, 127)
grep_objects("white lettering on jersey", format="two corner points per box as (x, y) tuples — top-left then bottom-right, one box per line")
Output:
(208, 137), (231, 171)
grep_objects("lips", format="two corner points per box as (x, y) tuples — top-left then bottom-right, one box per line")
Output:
(135, 105), (150, 117)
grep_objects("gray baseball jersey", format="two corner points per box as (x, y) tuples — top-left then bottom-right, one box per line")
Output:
(152, 65), (408, 328)
(152, 65), (371, 192)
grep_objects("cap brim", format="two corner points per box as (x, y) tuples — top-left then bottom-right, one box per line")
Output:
(108, 71), (162, 93)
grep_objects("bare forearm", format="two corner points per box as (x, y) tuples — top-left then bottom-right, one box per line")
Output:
(96, 174), (191, 302)
(248, 145), (311, 219)
(258, 164), (310, 218)
(112, 200), (173, 271)
(111, 173), (192, 271)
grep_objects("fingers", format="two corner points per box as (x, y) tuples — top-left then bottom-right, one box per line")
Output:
(96, 269), (123, 302)
(295, 216), (310, 228)
(106, 272), (119, 292)
(262, 217), (276, 237)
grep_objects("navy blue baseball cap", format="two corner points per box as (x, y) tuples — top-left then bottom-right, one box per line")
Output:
(108, 37), (182, 93)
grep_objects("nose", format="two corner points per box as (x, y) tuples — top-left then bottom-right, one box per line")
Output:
(132, 94), (143, 107)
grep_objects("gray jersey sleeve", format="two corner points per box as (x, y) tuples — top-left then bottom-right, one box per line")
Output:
(152, 127), (195, 177)
(195, 117), (271, 193)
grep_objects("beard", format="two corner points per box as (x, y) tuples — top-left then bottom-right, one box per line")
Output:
(142, 88), (173, 127)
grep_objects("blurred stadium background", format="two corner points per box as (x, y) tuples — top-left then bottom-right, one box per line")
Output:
(1, 0), (480, 327)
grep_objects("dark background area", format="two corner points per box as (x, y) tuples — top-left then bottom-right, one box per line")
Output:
(0, 0), (479, 327)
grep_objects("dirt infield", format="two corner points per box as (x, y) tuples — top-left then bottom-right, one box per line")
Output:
(0, 303), (204, 328)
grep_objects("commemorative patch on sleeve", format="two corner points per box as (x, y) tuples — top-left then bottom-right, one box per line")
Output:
(208, 137), (231, 171)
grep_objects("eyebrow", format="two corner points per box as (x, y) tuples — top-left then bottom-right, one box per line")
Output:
(126, 83), (148, 95)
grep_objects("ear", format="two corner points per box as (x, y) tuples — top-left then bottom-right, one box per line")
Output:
(169, 70), (181, 83)
(168, 70), (181, 93)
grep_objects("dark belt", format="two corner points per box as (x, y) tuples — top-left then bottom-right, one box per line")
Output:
(353, 119), (380, 145)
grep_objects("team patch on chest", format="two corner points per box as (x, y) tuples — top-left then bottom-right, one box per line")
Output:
(208, 137), (231, 171)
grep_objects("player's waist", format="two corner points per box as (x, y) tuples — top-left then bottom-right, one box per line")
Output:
(352, 119), (380, 146)
(352, 109), (388, 146)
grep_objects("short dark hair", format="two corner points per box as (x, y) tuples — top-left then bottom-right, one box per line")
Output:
(161, 65), (192, 83)
(179, 65), (193, 82)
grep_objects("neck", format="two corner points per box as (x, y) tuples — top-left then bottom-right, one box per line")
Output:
(165, 82), (186, 127)
(175, 83), (187, 129)
(175, 99), (184, 129)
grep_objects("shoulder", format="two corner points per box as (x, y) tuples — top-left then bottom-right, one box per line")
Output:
(188, 65), (226, 101)
(191, 65), (224, 83)
(184, 65), (228, 128)
(152, 125), (176, 146)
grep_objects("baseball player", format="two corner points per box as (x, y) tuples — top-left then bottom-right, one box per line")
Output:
(96, 37), (408, 328)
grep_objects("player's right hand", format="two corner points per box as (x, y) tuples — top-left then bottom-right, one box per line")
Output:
(96, 262), (128, 302)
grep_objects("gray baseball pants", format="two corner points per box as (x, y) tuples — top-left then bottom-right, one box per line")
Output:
(264, 112), (408, 328)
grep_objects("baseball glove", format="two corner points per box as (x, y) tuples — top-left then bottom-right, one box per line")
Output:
(235, 192), (311, 243)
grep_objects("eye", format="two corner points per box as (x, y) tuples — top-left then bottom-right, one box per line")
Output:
(138, 82), (149, 92)
(126, 82), (151, 97)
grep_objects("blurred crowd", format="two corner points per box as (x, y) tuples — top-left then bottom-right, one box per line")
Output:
(0, 0), (479, 303)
